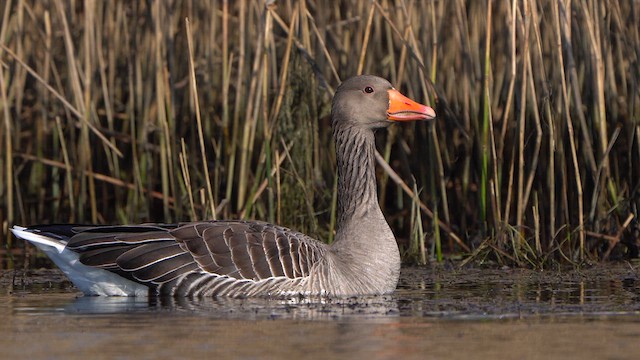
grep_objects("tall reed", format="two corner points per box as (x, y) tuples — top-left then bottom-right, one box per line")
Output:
(1, 0), (638, 268)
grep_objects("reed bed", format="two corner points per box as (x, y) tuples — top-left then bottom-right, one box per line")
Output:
(1, 0), (639, 268)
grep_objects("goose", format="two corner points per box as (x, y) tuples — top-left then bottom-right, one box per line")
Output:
(11, 75), (436, 298)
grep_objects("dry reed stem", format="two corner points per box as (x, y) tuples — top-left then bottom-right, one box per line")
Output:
(554, 0), (586, 260)
(516, 0), (530, 234)
(356, 3), (375, 75)
(0, 57), (12, 241)
(481, 0), (493, 227)
(0, 0), (13, 245)
(54, 117), (75, 219)
(186, 18), (216, 219)
(179, 138), (197, 221)
(270, 5), (298, 125)
(154, 2), (175, 221)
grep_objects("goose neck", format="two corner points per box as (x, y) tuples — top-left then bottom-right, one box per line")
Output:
(333, 125), (379, 228)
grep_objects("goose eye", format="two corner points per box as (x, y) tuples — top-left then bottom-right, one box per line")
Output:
(364, 86), (374, 94)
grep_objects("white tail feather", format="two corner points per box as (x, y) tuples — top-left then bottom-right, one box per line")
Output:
(10, 226), (67, 253)
(11, 225), (148, 297)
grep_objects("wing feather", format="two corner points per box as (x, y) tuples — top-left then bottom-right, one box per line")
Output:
(276, 234), (293, 278)
(246, 233), (271, 279)
(78, 245), (133, 268)
(40, 221), (327, 296)
(228, 231), (256, 279)
(262, 231), (286, 277)
(116, 242), (184, 271)
(127, 252), (194, 282)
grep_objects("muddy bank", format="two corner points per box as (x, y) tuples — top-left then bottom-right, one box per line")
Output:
(0, 268), (74, 294)
(397, 262), (640, 318)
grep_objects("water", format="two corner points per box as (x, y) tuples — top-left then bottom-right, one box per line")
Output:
(2, 265), (640, 359)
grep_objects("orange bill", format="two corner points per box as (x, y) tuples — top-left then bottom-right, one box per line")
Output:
(387, 89), (436, 121)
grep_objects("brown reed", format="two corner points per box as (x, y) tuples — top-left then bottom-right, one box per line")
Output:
(1, 0), (639, 269)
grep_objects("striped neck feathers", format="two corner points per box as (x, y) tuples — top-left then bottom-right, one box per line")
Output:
(333, 124), (380, 229)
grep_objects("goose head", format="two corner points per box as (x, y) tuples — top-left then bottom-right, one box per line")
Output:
(331, 75), (436, 129)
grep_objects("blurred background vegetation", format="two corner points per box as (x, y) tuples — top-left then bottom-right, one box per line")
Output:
(1, 0), (639, 269)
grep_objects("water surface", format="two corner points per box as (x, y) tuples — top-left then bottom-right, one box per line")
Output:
(2, 264), (640, 359)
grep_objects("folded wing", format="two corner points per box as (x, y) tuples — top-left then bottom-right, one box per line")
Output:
(63, 221), (326, 296)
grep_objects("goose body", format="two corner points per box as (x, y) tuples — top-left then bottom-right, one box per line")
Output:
(12, 75), (436, 298)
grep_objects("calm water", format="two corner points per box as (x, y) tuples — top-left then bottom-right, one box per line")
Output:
(2, 265), (640, 359)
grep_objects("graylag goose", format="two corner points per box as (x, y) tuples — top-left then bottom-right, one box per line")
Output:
(12, 75), (436, 298)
